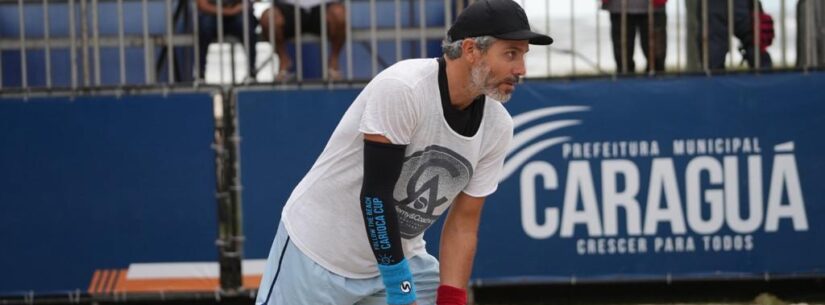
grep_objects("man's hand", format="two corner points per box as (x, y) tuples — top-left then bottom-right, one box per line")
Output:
(222, 3), (243, 16)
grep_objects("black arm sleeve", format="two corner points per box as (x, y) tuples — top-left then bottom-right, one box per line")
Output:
(360, 140), (406, 266)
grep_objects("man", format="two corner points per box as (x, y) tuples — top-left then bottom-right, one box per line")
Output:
(602, 0), (667, 73)
(259, 0), (346, 80)
(255, 1), (552, 304)
(196, 0), (258, 80)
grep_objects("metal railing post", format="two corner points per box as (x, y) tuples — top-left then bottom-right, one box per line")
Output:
(18, 0), (28, 89)
(143, 0), (154, 84)
(92, 0), (101, 85)
(419, 0), (426, 58)
(753, 0), (760, 70)
(81, 0), (90, 86)
(701, 0), (709, 73)
(395, 0), (402, 62)
(166, 0), (176, 84)
(345, 0), (353, 80)
(118, 0), (126, 85)
(44, 0), (53, 88)
(321, 0), (328, 81)
(370, 0), (377, 76)
(294, 0), (303, 82)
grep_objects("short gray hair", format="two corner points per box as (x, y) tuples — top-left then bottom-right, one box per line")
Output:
(441, 36), (498, 59)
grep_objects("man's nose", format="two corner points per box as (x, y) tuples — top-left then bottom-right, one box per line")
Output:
(513, 61), (526, 77)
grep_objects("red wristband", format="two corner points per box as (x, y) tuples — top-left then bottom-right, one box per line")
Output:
(436, 284), (467, 305)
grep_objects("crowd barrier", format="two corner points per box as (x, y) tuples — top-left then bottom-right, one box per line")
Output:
(237, 71), (825, 284)
(0, 91), (219, 295)
(2, 72), (822, 296)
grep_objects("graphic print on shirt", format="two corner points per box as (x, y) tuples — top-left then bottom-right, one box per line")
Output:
(393, 145), (473, 239)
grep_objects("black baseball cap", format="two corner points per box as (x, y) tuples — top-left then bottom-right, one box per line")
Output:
(448, 0), (553, 45)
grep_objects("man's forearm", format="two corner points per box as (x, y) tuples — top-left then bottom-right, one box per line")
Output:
(438, 223), (478, 288)
(438, 192), (484, 289)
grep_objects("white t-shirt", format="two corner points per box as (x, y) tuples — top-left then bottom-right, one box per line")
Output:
(281, 58), (513, 279)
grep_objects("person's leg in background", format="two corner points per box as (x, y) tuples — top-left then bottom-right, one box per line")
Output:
(610, 13), (638, 74)
(260, 4), (296, 79)
(729, 0), (771, 69)
(640, 11), (667, 72)
(696, 0), (731, 70)
(197, 12), (218, 79)
(224, 9), (259, 80)
(325, 2), (346, 79)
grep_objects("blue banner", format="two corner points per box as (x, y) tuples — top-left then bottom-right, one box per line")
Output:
(237, 72), (825, 284)
(478, 72), (825, 282)
(0, 93), (218, 295)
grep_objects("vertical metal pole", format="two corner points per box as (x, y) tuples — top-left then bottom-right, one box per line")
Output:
(215, 91), (244, 293)
(117, 0), (126, 85)
(676, 0), (681, 71)
(92, 0), (101, 85)
(701, 0), (709, 73)
(267, 0), (275, 80)
(345, 0), (353, 80)
(570, 0), (576, 74)
(780, 0), (786, 67)
(0, 39), (3, 89)
(143, 0), (153, 84)
(294, 0), (303, 82)
(44, 0), (53, 88)
(444, 0), (452, 35)
(0, 40), (3, 89)
(804, 0), (812, 71)
(728, 0), (733, 67)
(395, 0), (402, 62)
(192, 0), (201, 82)
(321, 1), (328, 81)
(596, 0), (602, 73)
(419, 0), (426, 58)
(753, 0), (760, 70)
(620, 0), (627, 74)
(242, 0), (252, 81)
(217, 0), (225, 84)
(648, 0), (654, 74)
(370, 0), (377, 76)
(546, 0), (551, 76)
(69, 0), (78, 88)
(81, 0), (90, 86)
(167, 0), (175, 84)
(18, 0), (28, 89)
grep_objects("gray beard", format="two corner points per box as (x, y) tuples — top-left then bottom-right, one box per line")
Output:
(470, 61), (512, 103)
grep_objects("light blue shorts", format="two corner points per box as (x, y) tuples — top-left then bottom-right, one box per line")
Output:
(255, 222), (440, 305)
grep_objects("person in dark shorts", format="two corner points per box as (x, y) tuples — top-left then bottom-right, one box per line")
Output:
(259, 0), (346, 80)
(196, 0), (258, 81)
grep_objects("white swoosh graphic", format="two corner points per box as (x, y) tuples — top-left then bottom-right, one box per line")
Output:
(512, 106), (591, 129)
(508, 120), (581, 157)
(500, 136), (571, 182)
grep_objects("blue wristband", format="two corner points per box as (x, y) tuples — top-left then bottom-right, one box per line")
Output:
(377, 259), (416, 305)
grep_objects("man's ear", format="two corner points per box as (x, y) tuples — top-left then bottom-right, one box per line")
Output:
(461, 39), (478, 64)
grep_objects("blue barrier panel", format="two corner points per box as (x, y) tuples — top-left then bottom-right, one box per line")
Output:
(236, 88), (359, 256)
(237, 72), (825, 283)
(0, 92), (217, 295)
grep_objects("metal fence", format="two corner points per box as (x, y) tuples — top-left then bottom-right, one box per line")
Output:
(0, 0), (823, 92)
